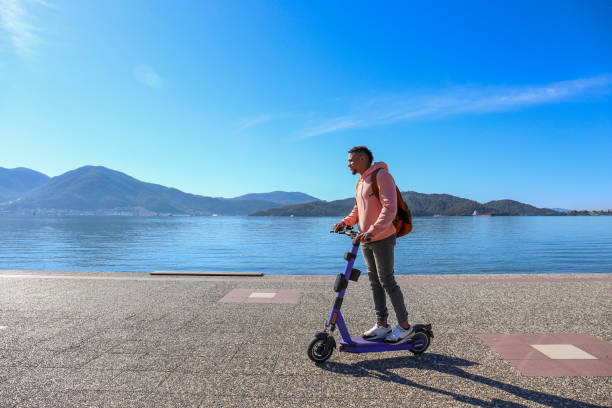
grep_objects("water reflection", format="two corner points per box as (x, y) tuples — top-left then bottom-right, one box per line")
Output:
(1, 215), (611, 274)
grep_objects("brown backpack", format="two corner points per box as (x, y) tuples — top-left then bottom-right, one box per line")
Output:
(371, 168), (413, 237)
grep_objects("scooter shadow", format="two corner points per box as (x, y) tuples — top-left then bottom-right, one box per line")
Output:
(317, 353), (606, 408)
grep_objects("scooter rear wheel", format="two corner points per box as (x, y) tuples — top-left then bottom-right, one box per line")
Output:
(409, 331), (430, 355)
(307, 337), (334, 363)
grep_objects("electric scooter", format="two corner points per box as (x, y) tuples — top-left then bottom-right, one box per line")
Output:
(307, 225), (433, 363)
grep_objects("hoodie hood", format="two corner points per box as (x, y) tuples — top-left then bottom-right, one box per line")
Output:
(361, 161), (389, 180)
(343, 160), (397, 242)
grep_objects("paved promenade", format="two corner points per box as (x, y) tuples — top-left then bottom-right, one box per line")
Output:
(1, 270), (610, 407)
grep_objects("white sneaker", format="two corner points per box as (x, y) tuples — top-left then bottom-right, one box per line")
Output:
(385, 325), (414, 344)
(362, 323), (392, 340)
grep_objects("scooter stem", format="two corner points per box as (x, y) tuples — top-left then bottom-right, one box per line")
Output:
(327, 242), (360, 344)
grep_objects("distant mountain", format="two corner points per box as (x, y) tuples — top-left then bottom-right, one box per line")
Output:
(232, 191), (320, 205)
(552, 208), (572, 213)
(250, 198), (356, 217)
(1, 166), (282, 215)
(0, 165), (567, 217)
(483, 199), (559, 216)
(250, 192), (561, 217)
(0, 167), (50, 202)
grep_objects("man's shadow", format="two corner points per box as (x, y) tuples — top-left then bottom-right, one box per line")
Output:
(317, 353), (606, 408)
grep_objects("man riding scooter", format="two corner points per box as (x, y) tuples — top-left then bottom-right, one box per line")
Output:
(333, 146), (414, 345)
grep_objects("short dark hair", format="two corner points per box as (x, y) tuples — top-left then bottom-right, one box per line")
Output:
(348, 146), (373, 164)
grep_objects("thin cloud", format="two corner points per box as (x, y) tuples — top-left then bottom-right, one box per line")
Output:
(299, 76), (612, 138)
(236, 114), (273, 132)
(0, 0), (49, 58)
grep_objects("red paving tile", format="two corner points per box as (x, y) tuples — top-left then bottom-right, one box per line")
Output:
(218, 289), (302, 304)
(579, 343), (612, 359)
(476, 333), (612, 376)
(487, 344), (550, 360)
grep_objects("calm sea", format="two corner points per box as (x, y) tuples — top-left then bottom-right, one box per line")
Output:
(1, 215), (611, 275)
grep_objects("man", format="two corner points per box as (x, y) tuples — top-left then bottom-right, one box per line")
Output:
(333, 146), (413, 344)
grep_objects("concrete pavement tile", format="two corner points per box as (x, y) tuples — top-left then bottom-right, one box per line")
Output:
(92, 328), (147, 341)
(192, 343), (239, 360)
(78, 337), (124, 353)
(35, 368), (84, 392)
(280, 331), (323, 347)
(0, 366), (28, 386)
(224, 356), (278, 375)
(273, 357), (326, 376)
(320, 373), (544, 407)
(108, 340), (157, 354)
(59, 369), (121, 391)
(0, 382), (32, 408)
(144, 392), (204, 408)
(159, 373), (273, 397)
(320, 395), (464, 408)
(157, 372), (221, 395)
(148, 339), (198, 355)
(241, 329), (287, 345)
(217, 374), (275, 398)
(0, 337), (42, 352)
(190, 332), (245, 346)
(265, 375), (323, 399)
(129, 353), (185, 371)
(20, 327), (67, 343)
(100, 391), (151, 407)
(232, 344), (279, 359)
(574, 377), (612, 406)
(175, 355), (227, 373)
(36, 350), (102, 369)
(82, 352), (146, 370)
(0, 350), (44, 368)
(109, 370), (171, 392)
(314, 359), (374, 376)
(146, 322), (193, 333)
(400, 372), (606, 408)
(54, 390), (106, 407)
(336, 355), (449, 379)
(504, 376), (612, 407)
(7, 389), (60, 408)
(198, 396), (323, 408)
(54, 326), (101, 338)
(37, 336), (91, 352)
(2, 367), (74, 392)
(320, 370), (422, 398)
(13, 388), (103, 407)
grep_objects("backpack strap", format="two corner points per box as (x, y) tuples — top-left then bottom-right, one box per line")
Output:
(371, 168), (381, 199)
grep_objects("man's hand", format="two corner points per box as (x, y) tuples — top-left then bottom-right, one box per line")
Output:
(333, 221), (346, 232)
(354, 231), (373, 245)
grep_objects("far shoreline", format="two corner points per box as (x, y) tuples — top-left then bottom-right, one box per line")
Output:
(1, 212), (611, 217)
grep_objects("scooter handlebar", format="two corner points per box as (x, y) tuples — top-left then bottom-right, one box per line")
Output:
(330, 225), (358, 239)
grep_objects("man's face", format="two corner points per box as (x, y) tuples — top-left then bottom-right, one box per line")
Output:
(348, 152), (368, 175)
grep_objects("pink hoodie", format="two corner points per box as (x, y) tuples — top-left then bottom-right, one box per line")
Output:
(342, 162), (397, 242)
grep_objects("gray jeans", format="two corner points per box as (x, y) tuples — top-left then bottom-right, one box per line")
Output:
(361, 234), (408, 324)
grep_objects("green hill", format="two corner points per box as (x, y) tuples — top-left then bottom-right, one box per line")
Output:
(250, 192), (561, 216)
(0, 167), (50, 202)
(2, 166), (280, 215)
(232, 191), (320, 205)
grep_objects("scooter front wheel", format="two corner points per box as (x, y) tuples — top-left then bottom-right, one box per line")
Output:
(307, 337), (334, 363)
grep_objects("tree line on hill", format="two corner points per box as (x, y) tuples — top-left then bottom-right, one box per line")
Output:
(1, 165), (607, 216)
(249, 192), (563, 217)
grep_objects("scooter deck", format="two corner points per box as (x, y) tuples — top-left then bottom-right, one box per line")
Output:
(339, 335), (422, 353)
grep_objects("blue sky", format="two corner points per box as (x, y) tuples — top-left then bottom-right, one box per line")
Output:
(1, 1), (611, 210)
